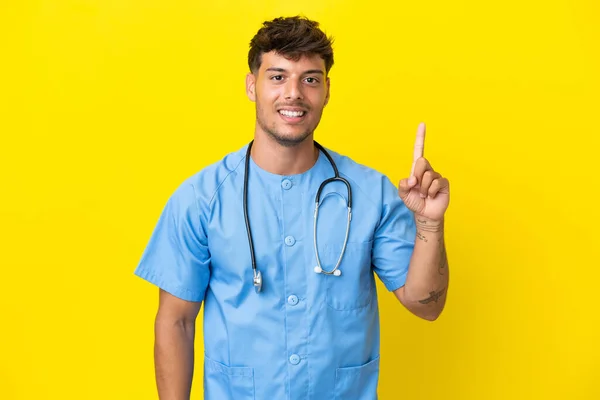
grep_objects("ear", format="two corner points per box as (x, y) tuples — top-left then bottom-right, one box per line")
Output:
(324, 77), (331, 106)
(246, 72), (256, 102)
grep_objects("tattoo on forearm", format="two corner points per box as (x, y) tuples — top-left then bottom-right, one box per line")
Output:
(416, 221), (443, 232)
(415, 223), (448, 275)
(418, 287), (446, 304)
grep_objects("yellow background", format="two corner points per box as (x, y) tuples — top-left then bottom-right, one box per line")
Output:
(1, 0), (598, 399)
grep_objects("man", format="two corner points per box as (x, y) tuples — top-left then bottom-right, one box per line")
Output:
(135, 15), (450, 400)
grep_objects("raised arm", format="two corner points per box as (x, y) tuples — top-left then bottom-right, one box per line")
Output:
(396, 123), (450, 321)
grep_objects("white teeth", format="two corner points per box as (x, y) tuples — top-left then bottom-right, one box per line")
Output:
(279, 110), (305, 118)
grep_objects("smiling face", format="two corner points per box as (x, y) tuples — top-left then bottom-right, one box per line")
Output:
(246, 51), (330, 147)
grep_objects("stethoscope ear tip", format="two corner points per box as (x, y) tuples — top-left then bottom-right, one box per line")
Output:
(314, 266), (323, 274)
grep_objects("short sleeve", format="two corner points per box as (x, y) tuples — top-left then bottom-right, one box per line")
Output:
(134, 182), (210, 302)
(372, 177), (416, 292)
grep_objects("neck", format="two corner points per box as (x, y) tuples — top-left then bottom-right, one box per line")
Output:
(250, 133), (319, 176)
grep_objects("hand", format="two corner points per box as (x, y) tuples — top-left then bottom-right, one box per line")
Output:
(398, 123), (450, 223)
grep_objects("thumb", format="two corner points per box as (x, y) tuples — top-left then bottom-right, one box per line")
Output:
(398, 176), (417, 199)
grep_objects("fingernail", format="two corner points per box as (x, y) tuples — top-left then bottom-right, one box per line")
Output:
(409, 176), (416, 186)
(420, 193), (426, 198)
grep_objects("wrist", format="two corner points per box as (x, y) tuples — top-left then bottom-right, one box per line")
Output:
(415, 215), (444, 232)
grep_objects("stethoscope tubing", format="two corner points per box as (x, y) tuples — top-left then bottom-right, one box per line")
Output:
(244, 140), (352, 293)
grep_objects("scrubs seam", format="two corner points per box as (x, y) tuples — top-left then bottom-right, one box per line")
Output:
(207, 151), (246, 207)
(189, 182), (213, 259)
(190, 182), (203, 234)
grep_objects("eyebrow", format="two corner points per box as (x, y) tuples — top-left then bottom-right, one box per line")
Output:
(265, 67), (324, 75)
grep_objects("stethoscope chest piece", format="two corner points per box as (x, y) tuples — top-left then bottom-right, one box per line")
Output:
(253, 269), (262, 293)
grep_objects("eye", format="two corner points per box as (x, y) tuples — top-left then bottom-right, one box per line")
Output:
(270, 75), (284, 81)
(305, 77), (319, 84)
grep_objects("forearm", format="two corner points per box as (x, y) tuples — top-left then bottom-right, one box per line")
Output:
(401, 216), (449, 320)
(154, 316), (196, 400)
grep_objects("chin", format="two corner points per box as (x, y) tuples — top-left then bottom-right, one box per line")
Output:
(269, 129), (313, 147)
(257, 115), (316, 147)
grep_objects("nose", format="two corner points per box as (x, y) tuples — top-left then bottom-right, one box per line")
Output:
(284, 79), (304, 100)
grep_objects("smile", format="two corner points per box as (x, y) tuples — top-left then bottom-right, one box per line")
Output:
(278, 110), (306, 118)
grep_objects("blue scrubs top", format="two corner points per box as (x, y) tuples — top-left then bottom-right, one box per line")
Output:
(135, 144), (416, 400)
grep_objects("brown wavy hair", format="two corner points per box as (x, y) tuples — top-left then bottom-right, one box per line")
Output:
(248, 16), (334, 75)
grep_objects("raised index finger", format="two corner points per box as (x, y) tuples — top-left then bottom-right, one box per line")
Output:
(410, 122), (426, 176)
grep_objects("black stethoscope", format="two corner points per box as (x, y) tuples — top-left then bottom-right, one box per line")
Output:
(243, 140), (353, 293)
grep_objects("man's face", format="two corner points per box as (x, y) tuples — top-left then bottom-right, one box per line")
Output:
(246, 51), (330, 147)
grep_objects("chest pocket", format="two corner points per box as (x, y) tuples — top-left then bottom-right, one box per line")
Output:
(318, 240), (375, 310)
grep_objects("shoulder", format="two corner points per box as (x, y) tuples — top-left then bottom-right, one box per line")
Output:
(321, 145), (397, 206)
(169, 145), (248, 213)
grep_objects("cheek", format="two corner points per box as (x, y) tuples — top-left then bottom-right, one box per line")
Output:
(257, 85), (280, 103)
(309, 88), (327, 105)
